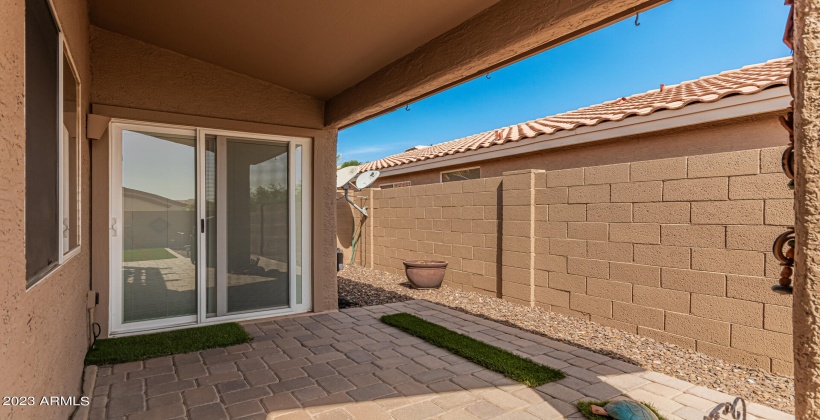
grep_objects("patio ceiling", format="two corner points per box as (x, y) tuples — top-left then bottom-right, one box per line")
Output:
(90, 0), (500, 100)
(90, 0), (669, 128)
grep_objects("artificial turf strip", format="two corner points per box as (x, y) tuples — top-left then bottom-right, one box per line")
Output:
(576, 400), (666, 420)
(84, 323), (252, 366)
(123, 247), (176, 262)
(380, 313), (564, 387)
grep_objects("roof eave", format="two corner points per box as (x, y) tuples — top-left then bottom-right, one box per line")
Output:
(375, 86), (791, 177)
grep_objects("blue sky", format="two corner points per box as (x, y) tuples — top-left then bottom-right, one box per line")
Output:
(337, 0), (792, 164)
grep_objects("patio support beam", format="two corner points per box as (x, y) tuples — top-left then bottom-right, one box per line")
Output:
(793, 0), (820, 416)
(324, 0), (669, 129)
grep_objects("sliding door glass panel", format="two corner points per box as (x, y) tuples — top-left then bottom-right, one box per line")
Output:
(226, 139), (290, 313)
(227, 139), (289, 313)
(121, 130), (197, 323)
(206, 137), (290, 316)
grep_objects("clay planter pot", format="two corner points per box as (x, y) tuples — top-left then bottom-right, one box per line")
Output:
(403, 260), (448, 289)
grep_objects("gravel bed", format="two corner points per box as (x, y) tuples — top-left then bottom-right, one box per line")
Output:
(337, 265), (795, 413)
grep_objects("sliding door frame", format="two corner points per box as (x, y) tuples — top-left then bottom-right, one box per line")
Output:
(108, 120), (312, 337)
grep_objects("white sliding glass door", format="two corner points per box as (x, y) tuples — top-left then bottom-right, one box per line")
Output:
(110, 122), (311, 335)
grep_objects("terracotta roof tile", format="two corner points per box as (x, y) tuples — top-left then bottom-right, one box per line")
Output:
(361, 57), (791, 172)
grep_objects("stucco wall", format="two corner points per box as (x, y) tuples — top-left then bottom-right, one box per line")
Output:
(357, 146), (795, 374)
(0, 0), (92, 418)
(90, 26), (324, 129)
(792, 2), (820, 415)
(376, 114), (788, 187)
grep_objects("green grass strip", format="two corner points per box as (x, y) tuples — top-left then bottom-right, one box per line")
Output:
(85, 323), (252, 366)
(576, 400), (666, 420)
(381, 313), (564, 387)
(123, 247), (176, 262)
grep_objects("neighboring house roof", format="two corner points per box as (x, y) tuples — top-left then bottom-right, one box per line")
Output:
(361, 57), (791, 172)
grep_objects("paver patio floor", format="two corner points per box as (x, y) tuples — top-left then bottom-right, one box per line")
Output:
(90, 300), (793, 420)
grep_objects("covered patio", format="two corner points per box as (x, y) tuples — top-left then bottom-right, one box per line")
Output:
(90, 300), (793, 420)
(5, 0), (820, 418)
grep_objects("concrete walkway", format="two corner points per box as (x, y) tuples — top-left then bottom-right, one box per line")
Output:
(90, 300), (794, 420)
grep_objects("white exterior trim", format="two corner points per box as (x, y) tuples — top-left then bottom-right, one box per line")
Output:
(108, 120), (313, 336)
(378, 87), (791, 177)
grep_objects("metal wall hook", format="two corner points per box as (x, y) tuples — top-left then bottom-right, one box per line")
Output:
(635, 13), (640, 26)
(486, 73), (491, 79)
(405, 104), (410, 111)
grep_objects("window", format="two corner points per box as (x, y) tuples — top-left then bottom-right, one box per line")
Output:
(62, 50), (81, 257)
(441, 167), (480, 183)
(379, 181), (411, 189)
(25, 0), (81, 287)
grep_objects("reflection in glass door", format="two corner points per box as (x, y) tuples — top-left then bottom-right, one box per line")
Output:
(206, 135), (291, 317)
(120, 129), (198, 325)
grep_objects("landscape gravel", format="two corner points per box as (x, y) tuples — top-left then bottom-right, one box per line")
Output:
(337, 265), (795, 414)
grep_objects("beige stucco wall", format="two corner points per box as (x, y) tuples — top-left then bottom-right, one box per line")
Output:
(792, 1), (820, 416)
(0, 0), (92, 418)
(90, 27), (324, 129)
(357, 145), (795, 374)
(376, 114), (788, 187)
(88, 28), (338, 336)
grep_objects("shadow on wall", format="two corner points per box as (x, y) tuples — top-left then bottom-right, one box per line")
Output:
(336, 195), (368, 266)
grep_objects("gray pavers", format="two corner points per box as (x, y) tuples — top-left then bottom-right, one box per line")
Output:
(89, 300), (793, 419)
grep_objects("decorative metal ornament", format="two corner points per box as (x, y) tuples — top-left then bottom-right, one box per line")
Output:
(782, 145), (794, 180)
(772, 228), (795, 294)
(771, 4), (796, 296)
(705, 397), (747, 420)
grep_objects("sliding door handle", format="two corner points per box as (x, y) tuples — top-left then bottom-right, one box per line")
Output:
(201, 219), (205, 233)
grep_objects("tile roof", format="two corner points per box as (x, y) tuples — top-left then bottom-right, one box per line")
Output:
(361, 57), (791, 172)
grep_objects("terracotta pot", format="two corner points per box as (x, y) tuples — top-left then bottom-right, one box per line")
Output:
(403, 260), (448, 289)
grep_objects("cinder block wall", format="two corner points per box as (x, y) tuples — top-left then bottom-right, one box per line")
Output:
(369, 178), (503, 296)
(353, 146), (794, 375)
(529, 146), (793, 376)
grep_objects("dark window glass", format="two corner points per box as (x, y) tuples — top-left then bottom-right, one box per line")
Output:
(441, 168), (480, 183)
(25, 0), (60, 285)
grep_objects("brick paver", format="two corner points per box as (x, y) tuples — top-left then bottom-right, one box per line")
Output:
(90, 301), (793, 419)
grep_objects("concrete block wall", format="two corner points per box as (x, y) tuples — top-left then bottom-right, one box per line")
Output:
(369, 177), (502, 297)
(357, 146), (793, 375)
(528, 146), (794, 376)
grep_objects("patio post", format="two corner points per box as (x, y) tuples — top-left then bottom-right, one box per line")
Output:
(792, 0), (820, 416)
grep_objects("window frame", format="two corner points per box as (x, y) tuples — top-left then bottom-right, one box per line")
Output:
(26, 1), (82, 289)
(440, 166), (481, 183)
(59, 34), (82, 263)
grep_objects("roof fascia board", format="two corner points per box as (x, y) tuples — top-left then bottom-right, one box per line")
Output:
(377, 86), (790, 177)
